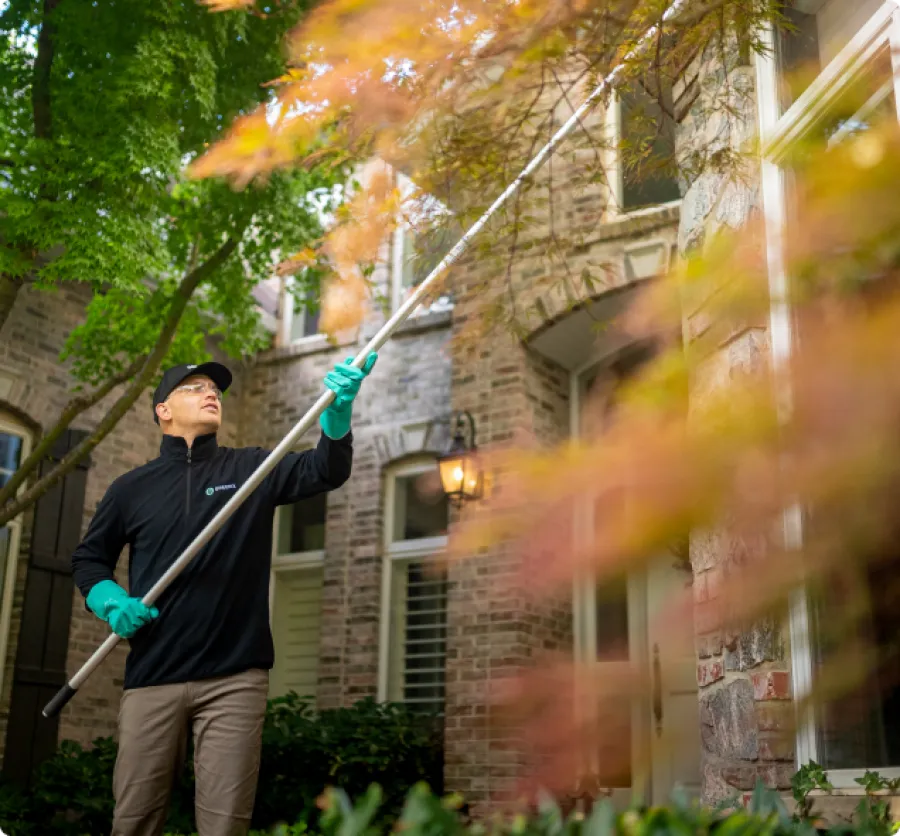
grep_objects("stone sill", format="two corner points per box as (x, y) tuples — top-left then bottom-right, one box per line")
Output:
(256, 334), (349, 365)
(576, 203), (681, 249)
(388, 306), (453, 337)
(781, 792), (900, 827)
(252, 308), (452, 366)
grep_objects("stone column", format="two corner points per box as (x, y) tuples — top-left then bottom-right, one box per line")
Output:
(676, 50), (795, 803)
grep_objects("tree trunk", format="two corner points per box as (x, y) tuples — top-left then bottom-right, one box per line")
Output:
(0, 275), (25, 335)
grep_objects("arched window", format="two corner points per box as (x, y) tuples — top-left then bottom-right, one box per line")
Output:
(377, 457), (449, 714)
(0, 414), (32, 700)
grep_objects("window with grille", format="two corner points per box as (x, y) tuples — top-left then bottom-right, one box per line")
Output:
(379, 459), (449, 715)
(387, 560), (448, 713)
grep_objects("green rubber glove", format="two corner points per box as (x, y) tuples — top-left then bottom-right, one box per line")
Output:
(86, 580), (159, 639)
(319, 353), (378, 440)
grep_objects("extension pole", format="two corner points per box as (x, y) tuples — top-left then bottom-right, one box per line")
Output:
(43, 0), (688, 719)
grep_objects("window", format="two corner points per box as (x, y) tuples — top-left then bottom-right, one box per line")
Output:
(605, 84), (681, 218)
(0, 416), (30, 702)
(757, 0), (900, 783)
(378, 459), (449, 714)
(390, 171), (455, 314)
(269, 489), (328, 700)
(776, 0), (885, 114)
(277, 493), (326, 554)
(618, 87), (681, 212)
(391, 224), (456, 312)
(281, 276), (321, 344)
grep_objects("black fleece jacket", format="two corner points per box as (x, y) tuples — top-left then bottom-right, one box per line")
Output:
(71, 430), (352, 690)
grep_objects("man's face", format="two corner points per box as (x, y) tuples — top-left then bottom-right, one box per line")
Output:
(156, 374), (223, 434)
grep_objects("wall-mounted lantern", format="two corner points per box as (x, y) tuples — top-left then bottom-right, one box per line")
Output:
(437, 411), (483, 508)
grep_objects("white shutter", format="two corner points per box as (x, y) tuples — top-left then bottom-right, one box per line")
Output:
(388, 560), (448, 713)
(270, 566), (323, 699)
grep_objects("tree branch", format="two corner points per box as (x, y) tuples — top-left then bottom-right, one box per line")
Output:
(0, 159), (14, 168)
(0, 237), (240, 527)
(0, 354), (148, 504)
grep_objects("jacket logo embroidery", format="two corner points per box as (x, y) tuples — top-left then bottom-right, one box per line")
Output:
(206, 484), (237, 496)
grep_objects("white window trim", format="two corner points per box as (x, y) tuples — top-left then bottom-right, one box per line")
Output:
(756, 2), (900, 786)
(0, 416), (31, 704)
(761, 2), (898, 164)
(377, 457), (449, 703)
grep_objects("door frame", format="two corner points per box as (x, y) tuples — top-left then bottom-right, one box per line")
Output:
(570, 350), (654, 805)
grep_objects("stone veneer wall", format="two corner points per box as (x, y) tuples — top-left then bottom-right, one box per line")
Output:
(675, 48), (795, 803)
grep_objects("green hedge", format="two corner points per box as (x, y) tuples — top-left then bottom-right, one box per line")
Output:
(169, 777), (900, 836)
(0, 696), (443, 836)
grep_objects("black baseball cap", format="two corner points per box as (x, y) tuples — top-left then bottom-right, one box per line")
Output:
(152, 362), (233, 424)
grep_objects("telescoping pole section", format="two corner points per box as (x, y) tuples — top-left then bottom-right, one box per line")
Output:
(43, 0), (689, 719)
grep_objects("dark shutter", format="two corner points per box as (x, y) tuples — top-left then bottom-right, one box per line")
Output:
(2, 429), (90, 784)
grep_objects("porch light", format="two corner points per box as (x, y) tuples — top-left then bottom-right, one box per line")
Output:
(437, 411), (483, 508)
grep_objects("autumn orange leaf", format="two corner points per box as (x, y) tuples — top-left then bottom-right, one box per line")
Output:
(198, 0), (257, 11)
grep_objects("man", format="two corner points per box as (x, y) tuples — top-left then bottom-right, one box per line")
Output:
(71, 353), (377, 836)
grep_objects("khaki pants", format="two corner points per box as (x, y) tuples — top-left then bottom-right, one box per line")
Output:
(112, 668), (269, 836)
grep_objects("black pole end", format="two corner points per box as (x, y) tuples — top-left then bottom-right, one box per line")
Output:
(43, 683), (77, 718)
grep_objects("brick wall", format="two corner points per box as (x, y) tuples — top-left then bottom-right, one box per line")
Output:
(237, 280), (454, 709)
(0, 44), (797, 809)
(443, 224), (677, 805)
(0, 282), (245, 756)
(0, 284), (162, 753)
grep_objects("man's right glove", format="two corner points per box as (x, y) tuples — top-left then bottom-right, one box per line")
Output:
(86, 580), (159, 639)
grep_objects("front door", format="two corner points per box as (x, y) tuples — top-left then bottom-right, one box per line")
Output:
(573, 348), (700, 806)
(573, 556), (700, 806)
(645, 556), (701, 804)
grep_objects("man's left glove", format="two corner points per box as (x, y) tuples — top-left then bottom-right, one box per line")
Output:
(320, 352), (378, 440)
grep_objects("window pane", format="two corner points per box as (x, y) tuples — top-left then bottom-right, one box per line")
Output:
(596, 689), (633, 787)
(824, 50), (895, 147)
(776, 0), (884, 114)
(619, 87), (680, 211)
(0, 434), (22, 489)
(392, 471), (448, 542)
(596, 576), (630, 662)
(278, 493), (327, 554)
(290, 304), (320, 341)
(305, 306), (321, 337)
(401, 225), (455, 291)
(810, 558), (900, 769)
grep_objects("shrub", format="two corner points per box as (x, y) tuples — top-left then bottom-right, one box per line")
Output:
(309, 780), (898, 836)
(0, 696), (443, 836)
(254, 694), (443, 829)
